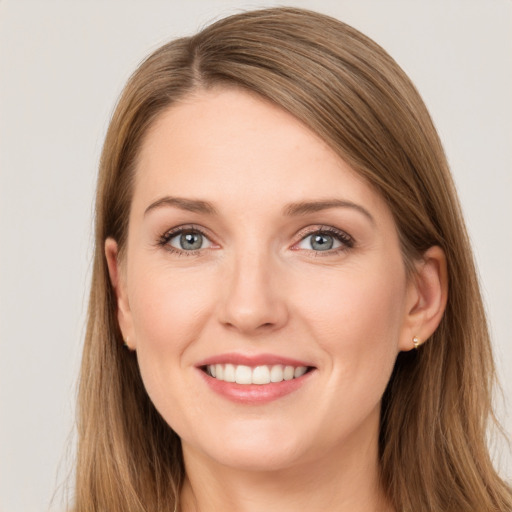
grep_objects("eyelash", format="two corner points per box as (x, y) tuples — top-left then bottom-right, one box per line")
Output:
(157, 224), (211, 257)
(157, 225), (355, 256)
(294, 226), (354, 255)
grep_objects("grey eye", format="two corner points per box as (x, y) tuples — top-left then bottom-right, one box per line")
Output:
(297, 233), (342, 251)
(310, 234), (334, 251)
(169, 231), (210, 251)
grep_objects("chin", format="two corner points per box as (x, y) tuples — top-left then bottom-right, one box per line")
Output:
(183, 422), (309, 472)
(209, 443), (302, 472)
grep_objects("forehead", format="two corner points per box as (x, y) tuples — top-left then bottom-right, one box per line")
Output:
(133, 87), (387, 218)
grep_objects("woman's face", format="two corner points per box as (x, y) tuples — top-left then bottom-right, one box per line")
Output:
(108, 87), (421, 472)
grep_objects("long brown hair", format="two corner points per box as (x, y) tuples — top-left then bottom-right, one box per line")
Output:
(74, 7), (511, 511)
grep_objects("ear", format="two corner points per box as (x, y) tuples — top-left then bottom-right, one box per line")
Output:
(105, 238), (135, 350)
(398, 246), (448, 351)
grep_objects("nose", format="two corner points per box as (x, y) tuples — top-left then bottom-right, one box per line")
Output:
(217, 249), (289, 335)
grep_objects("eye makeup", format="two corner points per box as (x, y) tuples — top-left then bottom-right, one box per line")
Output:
(155, 222), (355, 258)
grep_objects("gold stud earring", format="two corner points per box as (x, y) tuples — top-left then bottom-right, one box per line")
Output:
(123, 336), (129, 348)
(412, 336), (421, 350)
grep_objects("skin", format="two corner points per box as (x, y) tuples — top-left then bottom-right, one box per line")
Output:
(106, 87), (447, 512)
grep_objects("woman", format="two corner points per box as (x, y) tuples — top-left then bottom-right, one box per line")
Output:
(74, 7), (512, 512)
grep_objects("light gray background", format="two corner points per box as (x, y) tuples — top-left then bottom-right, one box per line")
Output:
(0, 1), (510, 510)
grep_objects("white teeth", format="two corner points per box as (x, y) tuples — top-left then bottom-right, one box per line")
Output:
(224, 364), (236, 383)
(252, 365), (270, 384)
(270, 365), (284, 382)
(235, 365), (252, 384)
(283, 366), (295, 381)
(294, 366), (307, 378)
(206, 364), (309, 385)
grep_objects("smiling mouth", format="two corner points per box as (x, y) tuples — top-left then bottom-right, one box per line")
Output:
(203, 364), (314, 385)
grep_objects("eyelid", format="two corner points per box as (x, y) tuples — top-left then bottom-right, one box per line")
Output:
(156, 223), (354, 256)
(168, 230), (212, 250)
(158, 224), (218, 255)
(160, 223), (210, 240)
(291, 225), (354, 252)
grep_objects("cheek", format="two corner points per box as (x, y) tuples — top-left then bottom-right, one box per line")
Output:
(129, 264), (215, 350)
(126, 263), (218, 431)
(126, 262), (217, 415)
(289, 263), (407, 443)
(300, 263), (406, 342)
(297, 262), (406, 391)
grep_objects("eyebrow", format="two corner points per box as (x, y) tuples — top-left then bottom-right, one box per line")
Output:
(144, 196), (374, 224)
(144, 196), (218, 216)
(283, 199), (375, 224)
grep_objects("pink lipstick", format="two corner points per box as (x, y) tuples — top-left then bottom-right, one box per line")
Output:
(196, 353), (316, 404)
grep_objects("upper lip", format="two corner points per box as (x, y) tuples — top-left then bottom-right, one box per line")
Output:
(196, 352), (314, 368)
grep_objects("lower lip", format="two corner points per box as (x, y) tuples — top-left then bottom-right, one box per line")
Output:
(198, 369), (315, 404)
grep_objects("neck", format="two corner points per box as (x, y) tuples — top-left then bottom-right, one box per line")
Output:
(179, 413), (393, 512)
